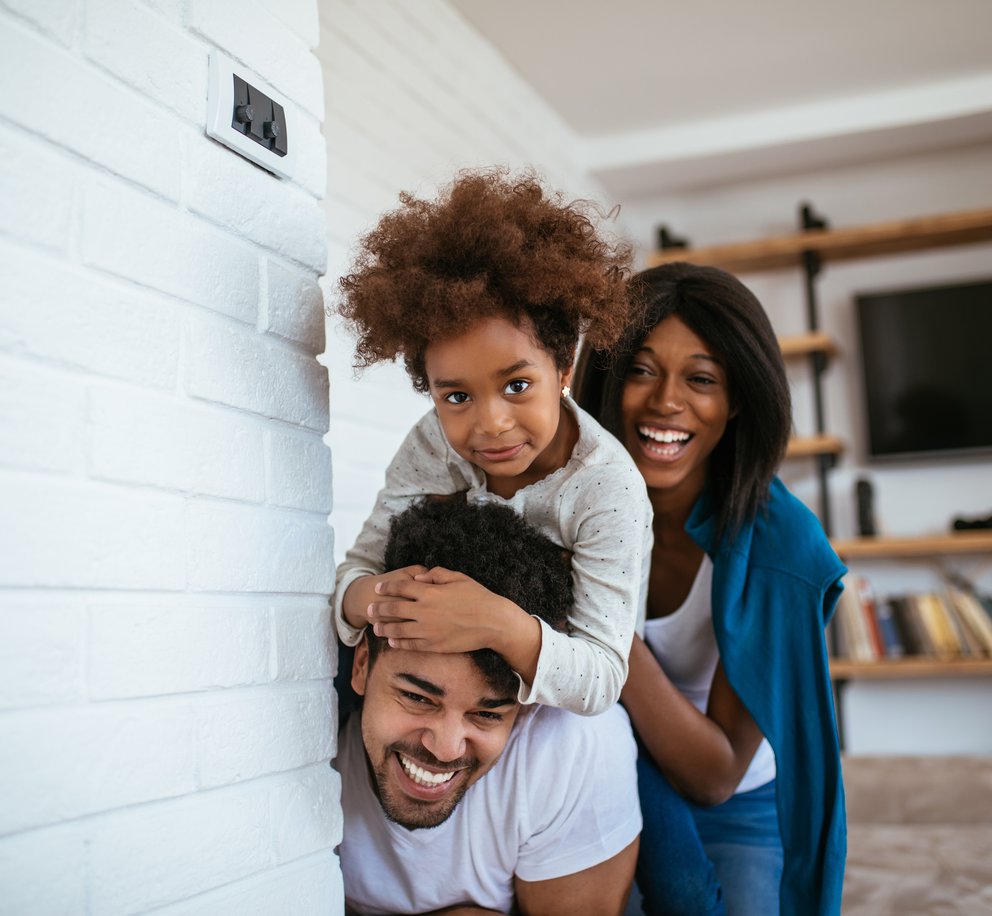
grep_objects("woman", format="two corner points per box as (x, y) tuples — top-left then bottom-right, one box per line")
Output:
(575, 262), (846, 916)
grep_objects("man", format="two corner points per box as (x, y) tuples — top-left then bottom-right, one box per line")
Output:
(336, 497), (641, 915)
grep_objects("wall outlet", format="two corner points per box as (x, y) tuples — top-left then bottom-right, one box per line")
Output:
(206, 50), (298, 180)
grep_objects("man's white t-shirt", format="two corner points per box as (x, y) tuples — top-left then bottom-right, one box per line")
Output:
(337, 703), (642, 915)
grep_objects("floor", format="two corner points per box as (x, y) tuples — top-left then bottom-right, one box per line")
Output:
(624, 756), (992, 915)
(843, 755), (992, 915)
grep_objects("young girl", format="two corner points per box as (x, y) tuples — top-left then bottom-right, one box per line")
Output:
(333, 169), (652, 716)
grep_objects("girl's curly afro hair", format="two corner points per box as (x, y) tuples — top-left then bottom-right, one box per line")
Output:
(336, 168), (635, 392)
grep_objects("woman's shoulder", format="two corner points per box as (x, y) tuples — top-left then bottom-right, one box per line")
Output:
(748, 478), (844, 584)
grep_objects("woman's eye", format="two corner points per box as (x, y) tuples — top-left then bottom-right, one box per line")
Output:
(504, 379), (530, 395)
(443, 391), (470, 405)
(627, 364), (652, 378)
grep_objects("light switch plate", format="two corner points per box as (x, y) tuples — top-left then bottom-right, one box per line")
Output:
(206, 50), (298, 180)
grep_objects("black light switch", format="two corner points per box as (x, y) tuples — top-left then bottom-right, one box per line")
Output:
(230, 75), (288, 158)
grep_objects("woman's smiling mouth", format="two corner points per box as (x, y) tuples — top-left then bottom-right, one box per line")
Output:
(636, 424), (692, 460)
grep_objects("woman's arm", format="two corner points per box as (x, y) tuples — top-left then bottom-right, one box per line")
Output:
(621, 634), (765, 806)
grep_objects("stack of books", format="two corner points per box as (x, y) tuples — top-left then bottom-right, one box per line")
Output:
(829, 576), (992, 661)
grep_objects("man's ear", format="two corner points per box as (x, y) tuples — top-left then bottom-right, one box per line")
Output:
(351, 636), (370, 697)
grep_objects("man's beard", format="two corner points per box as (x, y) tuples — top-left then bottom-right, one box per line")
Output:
(368, 742), (480, 830)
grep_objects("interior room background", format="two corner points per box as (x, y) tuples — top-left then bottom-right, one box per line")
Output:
(2, 0), (990, 912)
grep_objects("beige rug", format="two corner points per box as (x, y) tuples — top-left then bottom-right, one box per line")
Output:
(843, 756), (992, 915)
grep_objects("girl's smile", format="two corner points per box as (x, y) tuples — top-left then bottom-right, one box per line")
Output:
(424, 315), (577, 499)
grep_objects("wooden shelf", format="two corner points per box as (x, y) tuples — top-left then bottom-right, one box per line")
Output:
(648, 207), (992, 273)
(778, 331), (837, 359)
(785, 434), (844, 459)
(830, 658), (992, 680)
(831, 531), (992, 559)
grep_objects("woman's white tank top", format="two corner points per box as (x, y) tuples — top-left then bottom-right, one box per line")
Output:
(642, 555), (776, 794)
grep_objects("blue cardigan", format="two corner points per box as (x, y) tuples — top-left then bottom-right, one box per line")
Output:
(685, 477), (847, 916)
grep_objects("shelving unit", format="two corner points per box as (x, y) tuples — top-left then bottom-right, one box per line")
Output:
(831, 531), (992, 560)
(652, 205), (992, 537)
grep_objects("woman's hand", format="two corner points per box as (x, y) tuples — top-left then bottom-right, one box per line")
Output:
(368, 567), (542, 684)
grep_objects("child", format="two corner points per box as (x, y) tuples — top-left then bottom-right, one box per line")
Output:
(333, 169), (652, 715)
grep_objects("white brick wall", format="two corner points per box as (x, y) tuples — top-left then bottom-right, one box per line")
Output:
(0, 0), (339, 912)
(317, 0), (620, 566)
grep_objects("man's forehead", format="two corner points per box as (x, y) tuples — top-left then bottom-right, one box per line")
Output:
(379, 650), (517, 707)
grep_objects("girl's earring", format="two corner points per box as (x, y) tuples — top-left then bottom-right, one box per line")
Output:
(561, 385), (571, 399)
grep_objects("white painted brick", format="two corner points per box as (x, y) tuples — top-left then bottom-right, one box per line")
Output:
(0, 474), (186, 589)
(273, 599), (335, 681)
(0, 19), (180, 199)
(87, 602), (270, 699)
(0, 358), (85, 473)
(153, 854), (341, 916)
(80, 179), (258, 323)
(270, 765), (342, 864)
(185, 315), (328, 429)
(84, 0), (207, 124)
(188, 0), (324, 119)
(256, 0), (319, 48)
(196, 684), (334, 787)
(267, 427), (332, 512)
(0, 826), (86, 916)
(186, 499), (334, 592)
(89, 788), (271, 915)
(0, 130), (74, 252)
(266, 260), (325, 350)
(0, 603), (82, 709)
(87, 385), (266, 500)
(0, 0), (77, 46)
(185, 134), (327, 273)
(141, 0), (185, 22)
(0, 248), (180, 389)
(0, 702), (196, 834)
(291, 110), (328, 199)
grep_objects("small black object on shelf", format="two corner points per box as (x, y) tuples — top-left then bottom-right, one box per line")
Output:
(952, 514), (992, 531)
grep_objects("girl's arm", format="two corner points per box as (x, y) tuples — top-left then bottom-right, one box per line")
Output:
(621, 635), (765, 806)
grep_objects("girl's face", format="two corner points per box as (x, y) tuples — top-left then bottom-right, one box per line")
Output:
(424, 316), (573, 498)
(621, 316), (732, 502)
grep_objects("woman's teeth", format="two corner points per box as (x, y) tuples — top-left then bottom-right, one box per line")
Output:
(638, 426), (690, 444)
(400, 755), (456, 787)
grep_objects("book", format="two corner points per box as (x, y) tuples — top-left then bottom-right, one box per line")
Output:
(898, 594), (937, 657)
(947, 585), (992, 655)
(874, 596), (906, 658)
(915, 592), (960, 658)
(855, 577), (886, 658)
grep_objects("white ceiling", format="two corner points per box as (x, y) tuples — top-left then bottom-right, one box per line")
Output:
(450, 0), (992, 196)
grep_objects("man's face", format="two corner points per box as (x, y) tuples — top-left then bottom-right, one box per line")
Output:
(352, 639), (520, 830)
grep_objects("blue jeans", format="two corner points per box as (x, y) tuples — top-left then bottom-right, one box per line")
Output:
(634, 750), (783, 916)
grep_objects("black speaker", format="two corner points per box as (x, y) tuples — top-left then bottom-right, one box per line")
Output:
(856, 478), (876, 537)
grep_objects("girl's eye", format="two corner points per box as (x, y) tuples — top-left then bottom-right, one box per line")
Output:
(689, 375), (717, 387)
(443, 391), (470, 405)
(504, 379), (530, 395)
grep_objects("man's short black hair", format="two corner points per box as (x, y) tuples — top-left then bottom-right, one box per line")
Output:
(366, 495), (573, 696)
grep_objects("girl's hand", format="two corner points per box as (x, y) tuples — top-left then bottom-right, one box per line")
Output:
(341, 566), (428, 630)
(368, 568), (542, 683)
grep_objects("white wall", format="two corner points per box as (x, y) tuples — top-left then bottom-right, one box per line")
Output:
(620, 142), (992, 754)
(317, 0), (621, 567)
(0, 0), (341, 911)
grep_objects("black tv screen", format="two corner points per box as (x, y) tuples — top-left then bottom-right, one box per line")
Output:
(856, 277), (992, 460)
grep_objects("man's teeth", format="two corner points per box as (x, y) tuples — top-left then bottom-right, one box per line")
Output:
(639, 426), (690, 444)
(400, 755), (456, 787)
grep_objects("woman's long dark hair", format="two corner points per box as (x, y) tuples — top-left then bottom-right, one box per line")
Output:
(574, 262), (792, 542)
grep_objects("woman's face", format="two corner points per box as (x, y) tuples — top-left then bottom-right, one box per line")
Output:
(621, 316), (733, 501)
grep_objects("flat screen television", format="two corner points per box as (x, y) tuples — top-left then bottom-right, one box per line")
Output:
(855, 277), (992, 461)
